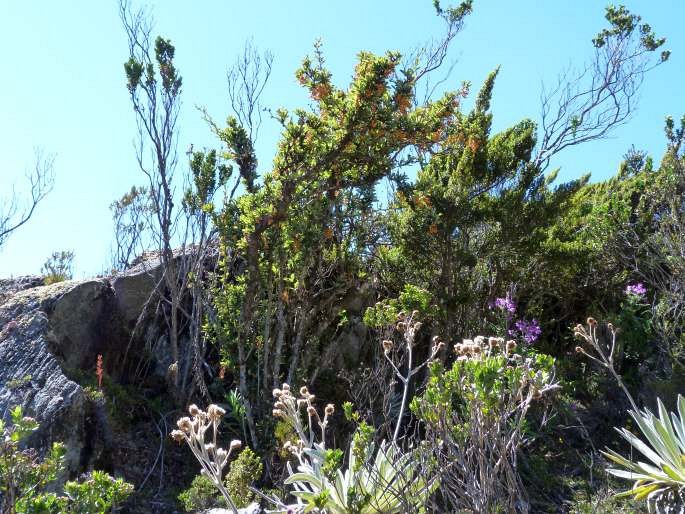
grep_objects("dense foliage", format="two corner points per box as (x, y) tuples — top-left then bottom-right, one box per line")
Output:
(4, 0), (684, 511)
(36, 0), (680, 511)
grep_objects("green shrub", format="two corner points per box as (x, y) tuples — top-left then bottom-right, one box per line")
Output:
(41, 250), (75, 284)
(412, 337), (558, 512)
(224, 447), (262, 508)
(0, 405), (133, 514)
(178, 474), (221, 512)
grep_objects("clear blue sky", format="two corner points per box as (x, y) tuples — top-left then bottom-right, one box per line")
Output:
(1, 1), (683, 278)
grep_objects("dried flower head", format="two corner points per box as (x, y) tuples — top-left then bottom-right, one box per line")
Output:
(207, 404), (226, 422)
(170, 429), (185, 443)
(229, 440), (242, 451)
(177, 417), (193, 434)
(189, 404), (200, 416)
(325, 404), (335, 416)
(587, 317), (597, 327)
(300, 386), (309, 396)
(506, 340), (517, 352)
(382, 339), (393, 353)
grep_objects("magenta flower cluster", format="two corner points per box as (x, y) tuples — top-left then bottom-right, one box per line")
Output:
(513, 318), (542, 344)
(625, 282), (647, 296)
(491, 293), (542, 343)
(493, 294), (516, 314)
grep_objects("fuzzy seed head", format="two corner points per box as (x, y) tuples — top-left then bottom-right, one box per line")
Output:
(177, 417), (193, 434)
(207, 404), (226, 422)
(170, 429), (185, 443)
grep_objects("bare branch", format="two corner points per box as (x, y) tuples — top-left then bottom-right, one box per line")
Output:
(535, 6), (669, 171)
(226, 38), (273, 143)
(0, 149), (55, 249)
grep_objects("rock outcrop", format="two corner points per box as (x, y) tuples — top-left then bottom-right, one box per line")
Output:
(0, 248), (223, 473)
(0, 277), (123, 475)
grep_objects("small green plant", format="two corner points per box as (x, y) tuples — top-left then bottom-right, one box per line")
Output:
(273, 384), (434, 514)
(61, 471), (134, 513)
(171, 404), (243, 514)
(224, 447), (263, 508)
(266, 312), (444, 513)
(0, 406), (132, 513)
(176, 445), (262, 512)
(603, 395), (685, 511)
(0, 406), (63, 512)
(6, 375), (32, 390)
(41, 250), (75, 284)
(412, 335), (558, 513)
(178, 474), (221, 512)
(575, 318), (685, 511)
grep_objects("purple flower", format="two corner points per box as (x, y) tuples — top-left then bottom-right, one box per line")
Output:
(493, 294), (516, 314)
(514, 318), (542, 344)
(625, 283), (647, 297)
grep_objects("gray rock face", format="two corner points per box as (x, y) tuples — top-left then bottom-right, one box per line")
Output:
(110, 259), (161, 328)
(0, 249), (226, 494)
(0, 277), (120, 474)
